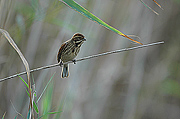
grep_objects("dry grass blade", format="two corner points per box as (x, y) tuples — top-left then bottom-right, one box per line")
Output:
(0, 29), (33, 119)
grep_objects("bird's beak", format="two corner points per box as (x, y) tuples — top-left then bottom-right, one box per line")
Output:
(83, 38), (86, 41)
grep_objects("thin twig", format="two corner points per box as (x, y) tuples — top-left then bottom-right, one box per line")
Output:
(0, 41), (164, 82)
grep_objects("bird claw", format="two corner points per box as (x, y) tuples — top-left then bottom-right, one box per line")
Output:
(59, 61), (63, 67)
(72, 59), (76, 64)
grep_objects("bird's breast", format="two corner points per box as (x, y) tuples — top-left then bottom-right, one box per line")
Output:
(61, 47), (80, 62)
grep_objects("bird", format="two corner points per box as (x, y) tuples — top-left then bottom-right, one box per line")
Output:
(57, 33), (86, 78)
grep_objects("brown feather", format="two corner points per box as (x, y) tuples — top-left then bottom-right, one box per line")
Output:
(57, 42), (67, 63)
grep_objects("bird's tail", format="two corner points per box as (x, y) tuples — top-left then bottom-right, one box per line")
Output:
(61, 64), (69, 78)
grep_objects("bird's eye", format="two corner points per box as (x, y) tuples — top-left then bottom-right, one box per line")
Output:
(75, 40), (82, 43)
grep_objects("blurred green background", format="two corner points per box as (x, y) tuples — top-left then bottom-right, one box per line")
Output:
(0, 0), (180, 119)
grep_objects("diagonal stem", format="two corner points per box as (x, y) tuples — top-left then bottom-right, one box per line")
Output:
(0, 41), (164, 82)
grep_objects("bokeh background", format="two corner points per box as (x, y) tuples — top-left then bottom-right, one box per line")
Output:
(0, 0), (180, 119)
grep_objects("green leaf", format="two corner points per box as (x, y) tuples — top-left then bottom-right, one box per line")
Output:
(25, 89), (39, 114)
(37, 72), (55, 102)
(140, 0), (161, 15)
(19, 76), (39, 114)
(25, 89), (30, 97)
(33, 101), (39, 114)
(2, 112), (6, 119)
(14, 115), (18, 119)
(47, 111), (62, 114)
(27, 108), (31, 119)
(38, 111), (62, 119)
(60, 0), (143, 45)
(18, 75), (29, 88)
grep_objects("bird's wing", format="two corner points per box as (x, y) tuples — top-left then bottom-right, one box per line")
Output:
(57, 42), (67, 63)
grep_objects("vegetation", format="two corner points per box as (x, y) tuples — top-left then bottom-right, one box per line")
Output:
(0, 0), (180, 119)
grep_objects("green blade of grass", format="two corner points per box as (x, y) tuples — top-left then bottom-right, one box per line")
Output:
(27, 109), (30, 119)
(60, 0), (143, 45)
(37, 72), (55, 103)
(25, 89), (30, 97)
(25, 89), (39, 114)
(38, 111), (62, 119)
(40, 79), (54, 119)
(2, 112), (6, 119)
(140, 0), (159, 15)
(33, 101), (39, 114)
(47, 111), (62, 114)
(19, 75), (29, 88)
(19, 76), (39, 114)
(14, 115), (17, 119)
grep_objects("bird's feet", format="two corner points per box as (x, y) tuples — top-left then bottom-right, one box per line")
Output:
(59, 61), (63, 67)
(72, 59), (76, 64)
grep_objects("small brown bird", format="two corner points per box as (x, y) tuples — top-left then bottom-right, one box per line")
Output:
(57, 33), (86, 78)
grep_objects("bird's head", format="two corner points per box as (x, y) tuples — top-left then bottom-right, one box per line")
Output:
(71, 33), (86, 47)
